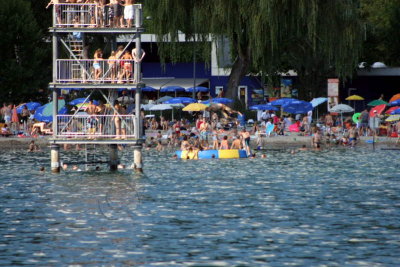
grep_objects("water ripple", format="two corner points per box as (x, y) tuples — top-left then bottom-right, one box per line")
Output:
(0, 148), (399, 265)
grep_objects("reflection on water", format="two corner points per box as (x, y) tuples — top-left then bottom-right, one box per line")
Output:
(0, 147), (400, 266)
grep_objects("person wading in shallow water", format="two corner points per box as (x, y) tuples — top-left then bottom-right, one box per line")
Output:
(240, 128), (251, 156)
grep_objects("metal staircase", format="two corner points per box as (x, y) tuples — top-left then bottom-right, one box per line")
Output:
(67, 34), (85, 81)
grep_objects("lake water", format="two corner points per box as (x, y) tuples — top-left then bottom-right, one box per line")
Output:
(1, 147), (400, 266)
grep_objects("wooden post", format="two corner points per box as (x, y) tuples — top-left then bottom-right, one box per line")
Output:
(51, 144), (60, 173)
(109, 144), (118, 171)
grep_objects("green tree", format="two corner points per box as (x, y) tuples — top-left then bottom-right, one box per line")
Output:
(145, 0), (363, 100)
(0, 0), (50, 103)
(360, 0), (400, 67)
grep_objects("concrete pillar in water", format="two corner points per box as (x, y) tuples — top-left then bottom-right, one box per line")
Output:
(133, 145), (143, 173)
(109, 144), (118, 171)
(50, 144), (60, 173)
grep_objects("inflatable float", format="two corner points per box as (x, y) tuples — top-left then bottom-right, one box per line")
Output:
(176, 149), (248, 159)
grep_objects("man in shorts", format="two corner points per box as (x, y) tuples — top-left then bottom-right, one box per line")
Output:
(123, 0), (135, 28)
(199, 119), (210, 148)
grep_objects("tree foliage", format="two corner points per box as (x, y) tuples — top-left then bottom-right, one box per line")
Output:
(360, 0), (400, 67)
(145, 0), (363, 99)
(0, 0), (50, 103)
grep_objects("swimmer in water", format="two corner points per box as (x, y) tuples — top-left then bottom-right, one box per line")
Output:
(62, 163), (68, 171)
(72, 165), (82, 171)
(28, 140), (40, 152)
(298, 145), (308, 151)
(117, 164), (126, 169)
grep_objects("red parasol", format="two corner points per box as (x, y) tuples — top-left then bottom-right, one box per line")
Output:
(369, 104), (386, 117)
(385, 106), (400, 114)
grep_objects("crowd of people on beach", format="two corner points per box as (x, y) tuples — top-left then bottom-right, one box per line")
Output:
(141, 104), (400, 158)
(0, 103), (34, 137)
(2, 94), (400, 158)
(47, 0), (139, 28)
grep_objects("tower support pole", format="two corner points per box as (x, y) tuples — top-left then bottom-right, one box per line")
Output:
(133, 145), (143, 173)
(109, 144), (119, 171)
(133, 5), (143, 173)
(51, 144), (60, 173)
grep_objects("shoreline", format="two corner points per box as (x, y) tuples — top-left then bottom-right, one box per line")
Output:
(1, 134), (398, 150)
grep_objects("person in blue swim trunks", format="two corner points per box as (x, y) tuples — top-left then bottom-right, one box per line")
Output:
(199, 119), (210, 148)
(348, 124), (358, 147)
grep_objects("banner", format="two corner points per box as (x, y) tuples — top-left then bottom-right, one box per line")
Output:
(280, 79), (293, 98)
(327, 79), (339, 112)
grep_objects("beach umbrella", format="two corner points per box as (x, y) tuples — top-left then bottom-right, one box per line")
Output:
(270, 98), (296, 106)
(141, 104), (154, 111)
(160, 86), (185, 93)
(385, 106), (400, 114)
(17, 102), (42, 114)
(369, 104), (386, 117)
(155, 96), (173, 103)
(330, 104), (354, 129)
(386, 115), (400, 122)
(310, 97), (327, 108)
(352, 113), (361, 123)
(389, 93), (400, 103)
(345, 95), (364, 101)
(75, 103), (90, 111)
(202, 98), (233, 105)
(34, 99), (67, 123)
(69, 98), (99, 105)
(142, 86), (157, 92)
(389, 99), (400, 106)
(391, 108), (400, 115)
(16, 102), (41, 113)
(164, 97), (197, 105)
(346, 95), (364, 111)
(185, 86), (209, 93)
(282, 100), (313, 114)
(330, 104), (354, 113)
(182, 103), (208, 112)
(149, 104), (174, 111)
(367, 99), (388, 106)
(310, 97), (327, 121)
(249, 104), (279, 111)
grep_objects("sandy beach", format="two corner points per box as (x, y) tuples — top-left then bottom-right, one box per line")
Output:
(1, 134), (398, 150)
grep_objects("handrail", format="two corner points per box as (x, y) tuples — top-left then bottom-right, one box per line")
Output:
(56, 114), (137, 139)
(53, 4), (142, 28)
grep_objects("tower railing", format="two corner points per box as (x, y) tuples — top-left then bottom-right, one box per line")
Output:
(56, 114), (137, 139)
(56, 59), (137, 83)
(52, 4), (142, 28)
